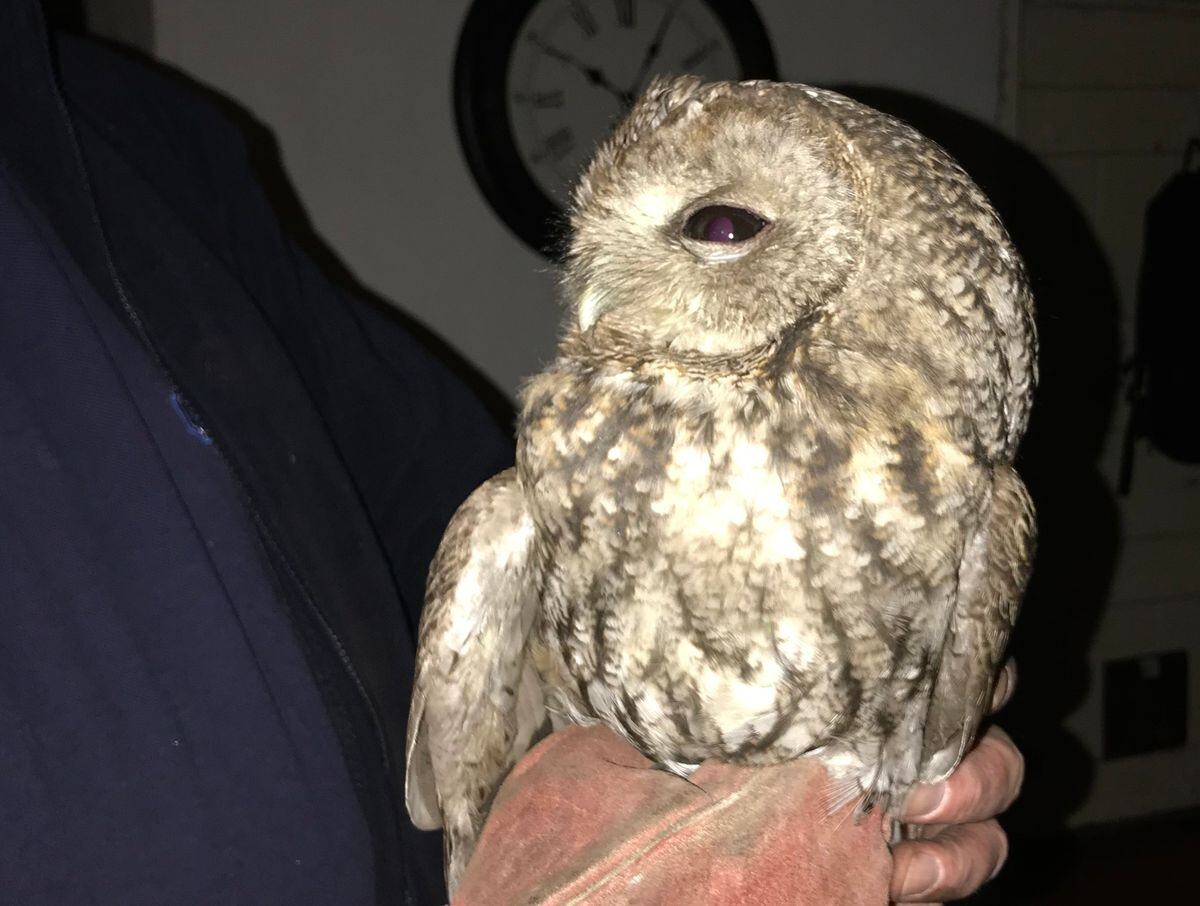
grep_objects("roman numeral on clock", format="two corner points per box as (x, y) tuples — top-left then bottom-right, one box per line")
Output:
(681, 38), (719, 70)
(570, 1), (599, 37)
(614, 0), (636, 28)
(533, 127), (575, 164)
(514, 90), (566, 108)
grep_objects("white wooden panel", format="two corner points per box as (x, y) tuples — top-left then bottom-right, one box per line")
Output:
(1021, 87), (1200, 154)
(1023, 4), (1200, 87)
(1064, 593), (1200, 825)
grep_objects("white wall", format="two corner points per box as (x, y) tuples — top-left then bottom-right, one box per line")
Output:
(1014, 0), (1200, 825)
(98, 0), (1006, 399)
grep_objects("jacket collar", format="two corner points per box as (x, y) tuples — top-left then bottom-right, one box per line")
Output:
(0, 0), (124, 318)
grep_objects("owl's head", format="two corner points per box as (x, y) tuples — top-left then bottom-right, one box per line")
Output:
(564, 77), (1026, 369)
(564, 76), (866, 356)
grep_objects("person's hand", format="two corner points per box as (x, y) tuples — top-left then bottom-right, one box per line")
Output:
(454, 724), (892, 905)
(454, 662), (1023, 905)
(890, 660), (1024, 903)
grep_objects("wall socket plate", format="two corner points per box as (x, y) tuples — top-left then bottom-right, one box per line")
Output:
(1103, 649), (1188, 759)
(1065, 595), (1200, 826)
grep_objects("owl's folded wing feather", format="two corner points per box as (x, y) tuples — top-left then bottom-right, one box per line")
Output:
(920, 465), (1035, 783)
(404, 468), (549, 892)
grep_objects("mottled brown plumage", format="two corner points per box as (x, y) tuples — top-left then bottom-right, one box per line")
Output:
(406, 76), (1036, 893)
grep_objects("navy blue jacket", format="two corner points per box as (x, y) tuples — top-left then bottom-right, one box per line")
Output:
(0, 2), (513, 903)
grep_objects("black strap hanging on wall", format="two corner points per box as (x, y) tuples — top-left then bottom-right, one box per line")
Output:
(1118, 139), (1200, 494)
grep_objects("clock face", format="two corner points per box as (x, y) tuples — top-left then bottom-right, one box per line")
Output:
(507, 1), (744, 206)
(454, 0), (777, 257)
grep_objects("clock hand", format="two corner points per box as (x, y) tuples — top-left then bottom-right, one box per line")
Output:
(627, 0), (683, 100)
(528, 33), (629, 105)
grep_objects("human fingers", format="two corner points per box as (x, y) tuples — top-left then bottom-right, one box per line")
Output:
(989, 659), (1017, 714)
(902, 726), (1024, 825)
(890, 818), (1008, 902)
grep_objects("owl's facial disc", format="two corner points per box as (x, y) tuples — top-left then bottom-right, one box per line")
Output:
(679, 204), (771, 262)
(567, 79), (865, 355)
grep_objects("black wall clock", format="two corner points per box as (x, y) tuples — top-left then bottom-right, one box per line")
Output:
(454, 0), (778, 258)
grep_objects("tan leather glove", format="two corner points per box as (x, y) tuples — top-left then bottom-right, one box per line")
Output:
(454, 724), (891, 905)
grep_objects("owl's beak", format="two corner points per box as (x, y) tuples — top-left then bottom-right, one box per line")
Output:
(577, 289), (609, 332)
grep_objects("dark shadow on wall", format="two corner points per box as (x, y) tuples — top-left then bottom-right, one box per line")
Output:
(837, 86), (1123, 902)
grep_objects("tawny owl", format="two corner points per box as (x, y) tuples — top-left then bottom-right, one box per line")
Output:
(406, 76), (1036, 893)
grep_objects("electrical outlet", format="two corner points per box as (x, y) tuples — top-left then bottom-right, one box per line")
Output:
(1102, 650), (1188, 760)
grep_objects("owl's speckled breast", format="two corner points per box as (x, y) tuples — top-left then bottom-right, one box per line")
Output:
(517, 346), (983, 773)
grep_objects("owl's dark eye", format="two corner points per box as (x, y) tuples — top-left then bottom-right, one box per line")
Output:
(683, 205), (768, 244)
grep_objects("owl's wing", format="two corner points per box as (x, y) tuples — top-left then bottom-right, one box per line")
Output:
(919, 466), (1035, 782)
(405, 468), (550, 893)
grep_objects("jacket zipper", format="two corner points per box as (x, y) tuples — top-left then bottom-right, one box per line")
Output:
(42, 22), (393, 775)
